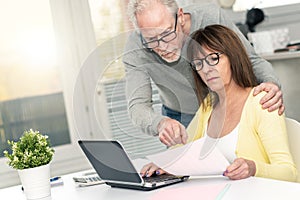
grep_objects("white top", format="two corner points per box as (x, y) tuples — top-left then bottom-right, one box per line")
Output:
(204, 124), (239, 163)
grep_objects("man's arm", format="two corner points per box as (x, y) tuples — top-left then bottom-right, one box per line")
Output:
(121, 31), (164, 136)
(123, 59), (164, 136)
(125, 66), (188, 143)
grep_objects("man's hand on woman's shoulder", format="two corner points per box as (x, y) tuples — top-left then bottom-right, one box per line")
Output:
(253, 82), (285, 115)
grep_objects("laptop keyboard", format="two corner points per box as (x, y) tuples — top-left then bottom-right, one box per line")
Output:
(143, 174), (180, 183)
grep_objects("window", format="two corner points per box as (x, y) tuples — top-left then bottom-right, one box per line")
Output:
(0, 1), (70, 157)
(0, 0), (87, 189)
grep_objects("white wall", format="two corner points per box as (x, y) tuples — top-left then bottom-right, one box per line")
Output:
(223, 3), (300, 42)
(178, 1), (300, 41)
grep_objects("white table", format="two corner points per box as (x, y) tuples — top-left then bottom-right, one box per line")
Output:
(1, 170), (300, 200)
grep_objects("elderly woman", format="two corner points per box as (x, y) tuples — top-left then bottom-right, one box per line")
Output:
(141, 25), (297, 182)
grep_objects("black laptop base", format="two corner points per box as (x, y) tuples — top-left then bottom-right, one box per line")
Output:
(106, 177), (188, 191)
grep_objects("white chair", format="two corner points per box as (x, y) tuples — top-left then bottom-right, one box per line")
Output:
(285, 118), (300, 182)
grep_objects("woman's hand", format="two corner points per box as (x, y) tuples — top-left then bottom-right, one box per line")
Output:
(140, 162), (166, 177)
(223, 158), (256, 180)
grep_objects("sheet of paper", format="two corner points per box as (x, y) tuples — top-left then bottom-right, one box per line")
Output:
(146, 138), (230, 176)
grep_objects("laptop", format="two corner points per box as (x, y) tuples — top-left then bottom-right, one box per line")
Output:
(78, 140), (189, 191)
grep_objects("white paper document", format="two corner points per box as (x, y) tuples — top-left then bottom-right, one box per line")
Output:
(146, 138), (230, 176)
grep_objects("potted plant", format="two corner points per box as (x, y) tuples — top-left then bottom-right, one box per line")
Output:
(4, 129), (55, 199)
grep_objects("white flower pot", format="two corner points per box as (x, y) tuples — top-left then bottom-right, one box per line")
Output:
(18, 163), (51, 199)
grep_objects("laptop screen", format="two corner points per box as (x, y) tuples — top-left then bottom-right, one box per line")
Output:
(78, 140), (143, 184)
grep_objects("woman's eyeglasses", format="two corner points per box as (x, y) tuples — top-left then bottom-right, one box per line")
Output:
(190, 52), (223, 71)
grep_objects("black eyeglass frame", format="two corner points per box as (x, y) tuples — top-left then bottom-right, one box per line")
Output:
(190, 52), (223, 71)
(140, 14), (178, 49)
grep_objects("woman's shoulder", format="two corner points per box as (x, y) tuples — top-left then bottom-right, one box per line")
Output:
(245, 88), (282, 118)
(246, 88), (267, 106)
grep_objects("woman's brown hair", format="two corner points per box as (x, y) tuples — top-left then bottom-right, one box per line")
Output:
(187, 24), (258, 109)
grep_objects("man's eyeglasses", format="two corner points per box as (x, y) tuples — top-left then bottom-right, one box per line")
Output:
(141, 15), (178, 49)
(190, 52), (223, 71)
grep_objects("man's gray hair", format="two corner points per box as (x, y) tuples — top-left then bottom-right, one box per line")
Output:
(127, 0), (179, 29)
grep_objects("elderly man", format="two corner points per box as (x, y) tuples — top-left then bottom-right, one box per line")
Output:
(123, 0), (283, 146)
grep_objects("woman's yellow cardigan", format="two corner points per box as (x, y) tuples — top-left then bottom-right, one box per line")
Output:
(185, 89), (297, 182)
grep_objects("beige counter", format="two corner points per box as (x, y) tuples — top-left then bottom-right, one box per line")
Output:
(261, 51), (300, 61)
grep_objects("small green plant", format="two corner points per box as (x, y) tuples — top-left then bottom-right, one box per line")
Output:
(3, 129), (55, 170)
